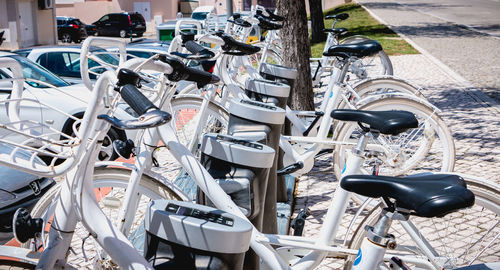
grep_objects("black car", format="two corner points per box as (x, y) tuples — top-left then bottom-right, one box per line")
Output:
(0, 145), (55, 240)
(93, 12), (146, 38)
(84, 23), (97, 36)
(56, 16), (88, 43)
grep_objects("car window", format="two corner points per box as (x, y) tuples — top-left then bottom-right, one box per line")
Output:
(192, 12), (209, 20)
(57, 19), (64, 26)
(71, 19), (83, 26)
(128, 51), (153, 59)
(130, 13), (145, 23)
(2, 55), (70, 88)
(14, 50), (31, 57)
(98, 15), (109, 22)
(73, 49), (119, 79)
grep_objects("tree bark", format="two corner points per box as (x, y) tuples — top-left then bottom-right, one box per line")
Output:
(309, 0), (326, 43)
(276, 0), (315, 112)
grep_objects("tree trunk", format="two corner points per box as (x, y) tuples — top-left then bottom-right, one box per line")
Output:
(309, 0), (326, 43)
(276, 0), (315, 112)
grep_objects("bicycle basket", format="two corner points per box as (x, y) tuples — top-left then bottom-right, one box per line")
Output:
(0, 58), (97, 177)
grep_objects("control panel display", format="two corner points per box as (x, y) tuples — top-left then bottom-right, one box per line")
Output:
(165, 203), (234, 227)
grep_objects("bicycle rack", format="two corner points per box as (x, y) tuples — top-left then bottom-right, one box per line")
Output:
(144, 200), (252, 270)
(244, 78), (292, 203)
(198, 133), (276, 270)
(244, 78), (290, 109)
(226, 99), (285, 237)
(259, 62), (298, 85)
(258, 63), (298, 204)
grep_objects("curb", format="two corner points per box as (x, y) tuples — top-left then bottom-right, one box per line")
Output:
(356, 0), (500, 114)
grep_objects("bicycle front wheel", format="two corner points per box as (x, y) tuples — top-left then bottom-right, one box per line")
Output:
(333, 97), (456, 179)
(23, 167), (182, 268)
(347, 177), (500, 269)
(169, 95), (230, 150)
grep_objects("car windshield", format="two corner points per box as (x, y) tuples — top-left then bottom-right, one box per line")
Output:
(9, 55), (70, 88)
(72, 49), (119, 74)
(192, 12), (209, 20)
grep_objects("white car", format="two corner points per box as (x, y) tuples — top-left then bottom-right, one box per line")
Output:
(15, 45), (119, 85)
(0, 52), (137, 161)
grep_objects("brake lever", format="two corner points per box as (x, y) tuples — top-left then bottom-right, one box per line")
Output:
(98, 110), (172, 130)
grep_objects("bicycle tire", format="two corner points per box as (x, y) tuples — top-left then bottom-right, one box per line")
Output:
(340, 35), (394, 78)
(333, 97), (455, 180)
(0, 260), (35, 269)
(169, 95), (230, 150)
(23, 167), (182, 268)
(346, 177), (500, 269)
(351, 76), (423, 100)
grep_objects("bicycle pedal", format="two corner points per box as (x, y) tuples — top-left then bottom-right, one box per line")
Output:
(12, 208), (43, 244)
(290, 208), (310, 236)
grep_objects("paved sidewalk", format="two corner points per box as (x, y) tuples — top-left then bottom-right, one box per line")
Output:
(355, 0), (500, 103)
(292, 53), (500, 269)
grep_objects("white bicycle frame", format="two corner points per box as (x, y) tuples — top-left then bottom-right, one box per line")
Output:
(175, 43), (437, 177)
(0, 42), (453, 270)
(100, 57), (444, 269)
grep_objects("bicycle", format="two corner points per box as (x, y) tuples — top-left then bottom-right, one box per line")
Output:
(165, 34), (455, 180)
(8, 45), (498, 269)
(0, 56), (174, 269)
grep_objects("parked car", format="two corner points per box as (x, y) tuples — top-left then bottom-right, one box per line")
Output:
(0, 52), (137, 161)
(191, 5), (216, 21)
(0, 145), (55, 240)
(84, 23), (97, 36)
(16, 45), (120, 85)
(56, 16), (88, 43)
(93, 12), (146, 38)
(108, 39), (171, 59)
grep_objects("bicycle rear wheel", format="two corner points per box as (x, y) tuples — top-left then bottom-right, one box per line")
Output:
(340, 35), (393, 80)
(347, 177), (500, 269)
(23, 167), (182, 268)
(0, 260), (36, 269)
(333, 97), (455, 180)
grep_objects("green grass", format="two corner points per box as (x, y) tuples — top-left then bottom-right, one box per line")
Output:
(310, 3), (419, 57)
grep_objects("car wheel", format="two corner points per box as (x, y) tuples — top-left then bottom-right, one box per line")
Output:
(62, 119), (120, 161)
(119, 30), (127, 38)
(98, 128), (120, 161)
(61, 33), (72, 43)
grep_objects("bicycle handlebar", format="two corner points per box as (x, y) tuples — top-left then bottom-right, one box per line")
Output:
(80, 37), (127, 91)
(184, 40), (215, 58)
(161, 56), (220, 88)
(217, 31), (261, 55)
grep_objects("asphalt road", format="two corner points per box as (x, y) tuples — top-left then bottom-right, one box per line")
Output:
(356, 0), (500, 102)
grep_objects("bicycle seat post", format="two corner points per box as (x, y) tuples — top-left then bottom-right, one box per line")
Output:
(334, 57), (351, 84)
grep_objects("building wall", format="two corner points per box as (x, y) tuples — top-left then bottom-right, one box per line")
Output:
(199, 0), (243, 14)
(55, 0), (179, 32)
(0, 0), (57, 50)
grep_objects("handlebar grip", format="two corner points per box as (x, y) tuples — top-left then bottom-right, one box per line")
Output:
(185, 40), (215, 58)
(120, 84), (158, 116)
(184, 66), (219, 88)
(237, 42), (261, 54)
(265, 8), (285, 21)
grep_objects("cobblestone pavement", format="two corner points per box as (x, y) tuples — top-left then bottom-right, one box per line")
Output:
(292, 53), (500, 269)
